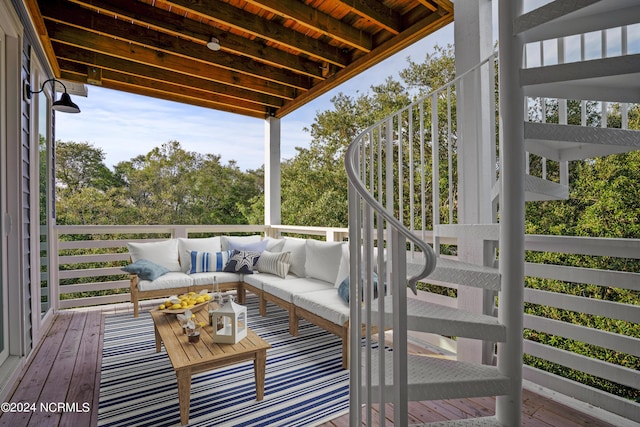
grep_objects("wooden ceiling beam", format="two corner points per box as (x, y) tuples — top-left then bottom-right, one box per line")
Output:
(40, 1), (313, 91)
(101, 79), (266, 118)
(415, 0), (438, 12)
(102, 70), (268, 116)
(53, 60), (270, 117)
(70, 0), (326, 80)
(164, 0), (351, 67)
(276, 8), (453, 118)
(243, 0), (375, 50)
(335, 0), (403, 35)
(53, 44), (285, 108)
(44, 21), (297, 100)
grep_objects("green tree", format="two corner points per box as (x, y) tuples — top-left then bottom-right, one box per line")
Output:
(56, 140), (122, 195)
(113, 141), (261, 225)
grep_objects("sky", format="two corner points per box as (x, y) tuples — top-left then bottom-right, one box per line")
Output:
(55, 25), (455, 172)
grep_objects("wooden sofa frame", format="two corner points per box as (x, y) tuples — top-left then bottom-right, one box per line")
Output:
(129, 275), (244, 318)
(129, 275), (349, 369)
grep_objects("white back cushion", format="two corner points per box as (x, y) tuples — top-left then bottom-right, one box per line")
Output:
(305, 239), (344, 285)
(282, 237), (307, 277)
(220, 235), (262, 251)
(178, 237), (222, 272)
(127, 239), (181, 272)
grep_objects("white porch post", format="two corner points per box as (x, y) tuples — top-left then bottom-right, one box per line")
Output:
(496, 0), (524, 424)
(453, 0), (495, 364)
(264, 116), (281, 226)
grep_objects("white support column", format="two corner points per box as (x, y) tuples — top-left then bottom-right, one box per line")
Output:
(453, 0), (495, 364)
(264, 116), (281, 226)
(496, 0), (524, 424)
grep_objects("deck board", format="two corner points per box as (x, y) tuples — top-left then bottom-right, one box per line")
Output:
(0, 309), (623, 427)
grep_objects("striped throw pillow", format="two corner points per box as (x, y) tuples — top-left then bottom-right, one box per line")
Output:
(257, 251), (291, 279)
(189, 250), (233, 274)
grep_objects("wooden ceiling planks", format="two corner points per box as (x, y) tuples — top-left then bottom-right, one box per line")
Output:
(26, 0), (453, 118)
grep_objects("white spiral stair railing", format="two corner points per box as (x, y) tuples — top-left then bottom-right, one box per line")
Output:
(345, 1), (639, 425)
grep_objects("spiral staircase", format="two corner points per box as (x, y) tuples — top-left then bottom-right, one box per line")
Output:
(346, 1), (640, 425)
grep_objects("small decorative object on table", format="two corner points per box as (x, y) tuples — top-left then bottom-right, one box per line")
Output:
(208, 276), (223, 327)
(210, 296), (247, 344)
(187, 321), (201, 343)
(177, 310), (194, 334)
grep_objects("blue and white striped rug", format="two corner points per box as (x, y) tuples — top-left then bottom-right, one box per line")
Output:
(98, 295), (350, 426)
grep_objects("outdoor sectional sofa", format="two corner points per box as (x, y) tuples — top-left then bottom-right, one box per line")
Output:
(125, 235), (351, 368)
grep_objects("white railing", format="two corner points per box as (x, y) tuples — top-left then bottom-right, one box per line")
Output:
(523, 24), (639, 191)
(51, 223), (639, 420)
(345, 114), (438, 426)
(52, 224), (347, 310)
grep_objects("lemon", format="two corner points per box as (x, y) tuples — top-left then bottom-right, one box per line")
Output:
(158, 304), (166, 310)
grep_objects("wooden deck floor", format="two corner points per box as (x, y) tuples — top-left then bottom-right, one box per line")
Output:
(0, 308), (621, 427)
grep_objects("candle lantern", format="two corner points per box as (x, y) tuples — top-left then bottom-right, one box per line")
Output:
(211, 296), (247, 344)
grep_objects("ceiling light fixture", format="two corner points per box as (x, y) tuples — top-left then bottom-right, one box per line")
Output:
(207, 36), (221, 51)
(25, 78), (81, 113)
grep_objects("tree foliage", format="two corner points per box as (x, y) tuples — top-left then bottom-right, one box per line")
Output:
(54, 44), (639, 401)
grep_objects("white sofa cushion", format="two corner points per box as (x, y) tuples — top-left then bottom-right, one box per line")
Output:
(243, 271), (296, 291)
(305, 239), (344, 285)
(189, 271), (243, 287)
(282, 237), (306, 277)
(293, 289), (350, 326)
(127, 239), (181, 272)
(220, 235), (262, 251)
(178, 237), (221, 272)
(265, 238), (285, 252)
(334, 243), (350, 287)
(137, 271), (193, 291)
(262, 277), (333, 303)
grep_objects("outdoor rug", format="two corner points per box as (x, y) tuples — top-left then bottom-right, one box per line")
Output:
(98, 295), (350, 427)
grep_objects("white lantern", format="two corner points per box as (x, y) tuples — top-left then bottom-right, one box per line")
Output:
(210, 297), (247, 344)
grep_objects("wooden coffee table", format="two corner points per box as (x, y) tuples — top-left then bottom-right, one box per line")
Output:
(150, 308), (271, 425)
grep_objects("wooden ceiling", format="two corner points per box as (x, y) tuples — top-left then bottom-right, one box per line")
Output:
(26, 0), (453, 119)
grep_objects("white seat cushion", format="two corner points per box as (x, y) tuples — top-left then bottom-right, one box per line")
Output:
(189, 271), (243, 286)
(242, 273), (266, 290)
(261, 277), (333, 303)
(137, 272), (193, 291)
(293, 289), (350, 326)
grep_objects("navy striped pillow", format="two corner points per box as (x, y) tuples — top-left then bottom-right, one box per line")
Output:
(189, 250), (233, 274)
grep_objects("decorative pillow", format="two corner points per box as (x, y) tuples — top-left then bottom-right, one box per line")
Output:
(282, 237), (307, 277)
(178, 237), (222, 272)
(122, 259), (170, 281)
(305, 239), (344, 284)
(337, 272), (379, 304)
(223, 250), (261, 274)
(265, 238), (285, 252)
(189, 250), (233, 274)
(220, 235), (262, 251)
(257, 251), (291, 279)
(228, 239), (268, 252)
(127, 239), (181, 271)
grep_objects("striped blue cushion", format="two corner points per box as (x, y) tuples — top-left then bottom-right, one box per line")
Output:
(189, 250), (233, 274)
